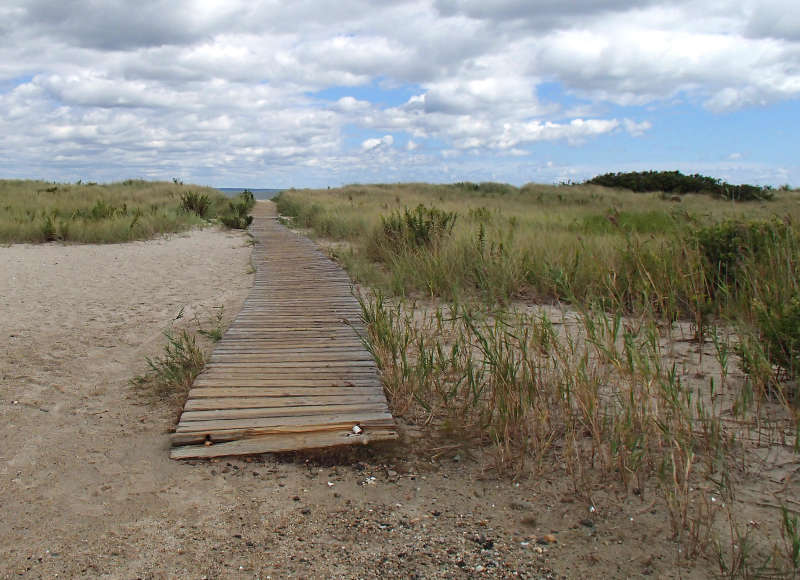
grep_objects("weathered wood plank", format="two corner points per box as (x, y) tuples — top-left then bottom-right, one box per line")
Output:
(211, 346), (367, 354)
(170, 429), (398, 458)
(171, 201), (395, 458)
(171, 417), (396, 445)
(184, 393), (388, 411)
(192, 379), (382, 388)
(187, 386), (385, 398)
(196, 372), (380, 381)
(175, 411), (394, 433)
(208, 353), (370, 361)
(179, 403), (390, 422)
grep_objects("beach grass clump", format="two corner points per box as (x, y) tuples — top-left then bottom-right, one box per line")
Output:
(135, 328), (206, 402)
(0, 179), (251, 243)
(219, 189), (256, 229)
(378, 204), (457, 250)
(358, 291), (700, 478)
(180, 191), (213, 217)
(131, 307), (226, 403)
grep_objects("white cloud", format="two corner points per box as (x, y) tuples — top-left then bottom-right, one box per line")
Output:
(623, 119), (652, 137)
(334, 96), (371, 112)
(530, 8), (800, 111)
(361, 135), (395, 151)
(0, 0), (797, 185)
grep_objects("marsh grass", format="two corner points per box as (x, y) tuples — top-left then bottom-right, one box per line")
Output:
(0, 179), (240, 243)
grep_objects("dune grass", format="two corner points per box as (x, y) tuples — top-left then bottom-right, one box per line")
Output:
(277, 182), (800, 573)
(275, 182), (799, 315)
(131, 307), (226, 405)
(276, 183), (800, 389)
(0, 179), (252, 243)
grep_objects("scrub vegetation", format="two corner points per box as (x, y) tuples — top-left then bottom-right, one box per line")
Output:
(276, 181), (800, 576)
(585, 170), (776, 201)
(0, 179), (255, 243)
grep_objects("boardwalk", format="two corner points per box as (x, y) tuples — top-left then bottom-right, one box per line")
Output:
(170, 202), (396, 459)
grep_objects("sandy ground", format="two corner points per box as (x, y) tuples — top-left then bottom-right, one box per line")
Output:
(1, 226), (796, 579)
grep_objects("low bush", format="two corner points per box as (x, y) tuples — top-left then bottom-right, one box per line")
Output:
(219, 191), (255, 229)
(180, 191), (212, 217)
(695, 218), (797, 294)
(586, 170), (774, 201)
(754, 294), (800, 386)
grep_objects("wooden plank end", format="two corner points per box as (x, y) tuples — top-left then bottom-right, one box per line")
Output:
(170, 428), (398, 459)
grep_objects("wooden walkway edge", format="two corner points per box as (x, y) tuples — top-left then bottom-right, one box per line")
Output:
(170, 202), (397, 459)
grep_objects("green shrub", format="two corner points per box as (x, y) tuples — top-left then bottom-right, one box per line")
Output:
(239, 189), (256, 211)
(219, 192), (255, 229)
(586, 170), (774, 201)
(180, 191), (212, 217)
(694, 219), (796, 292)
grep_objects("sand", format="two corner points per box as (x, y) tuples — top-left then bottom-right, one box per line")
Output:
(0, 228), (253, 576)
(1, 225), (794, 578)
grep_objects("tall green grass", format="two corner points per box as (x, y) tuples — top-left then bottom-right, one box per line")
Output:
(277, 184), (798, 311)
(278, 184), (800, 388)
(0, 179), (250, 243)
(279, 182), (800, 569)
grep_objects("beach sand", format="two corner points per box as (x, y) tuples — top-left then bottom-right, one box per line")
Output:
(0, 228), (255, 576)
(2, 224), (788, 578)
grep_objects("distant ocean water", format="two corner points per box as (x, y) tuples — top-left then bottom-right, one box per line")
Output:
(216, 188), (284, 200)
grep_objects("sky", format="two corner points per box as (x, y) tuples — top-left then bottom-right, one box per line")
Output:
(0, 1), (798, 188)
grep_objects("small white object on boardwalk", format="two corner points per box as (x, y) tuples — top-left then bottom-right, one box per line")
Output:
(170, 202), (396, 459)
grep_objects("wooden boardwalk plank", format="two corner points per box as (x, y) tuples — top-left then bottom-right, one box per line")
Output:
(171, 429), (398, 459)
(170, 202), (396, 459)
(174, 411), (394, 433)
(189, 386), (385, 398)
(185, 394), (388, 411)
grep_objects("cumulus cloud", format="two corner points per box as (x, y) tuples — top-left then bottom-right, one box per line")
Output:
(623, 119), (652, 137)
(0, 0), (797, 185)
(333, 96), (371, 112)
(745, 0), (800, 41)
(361, 135), (395, 151)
